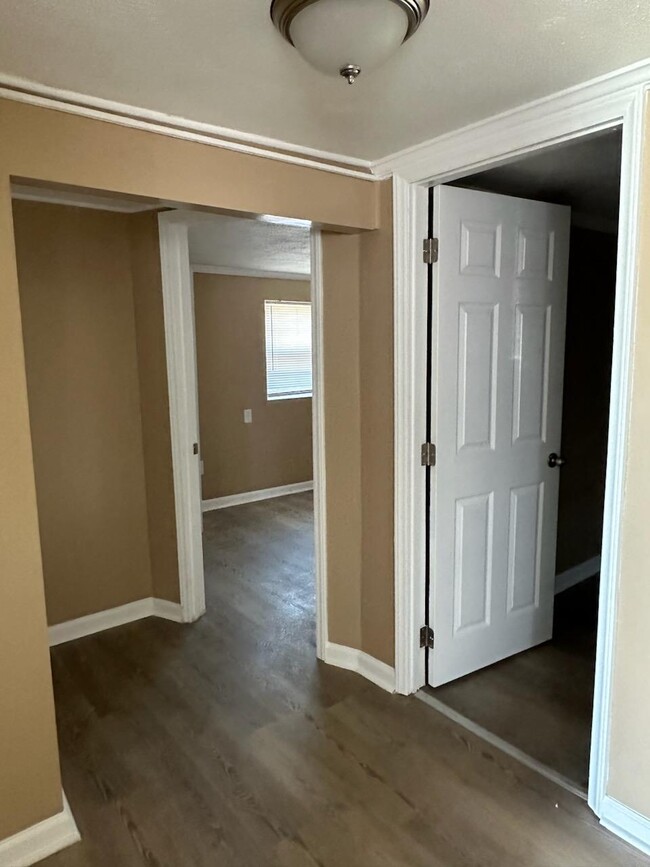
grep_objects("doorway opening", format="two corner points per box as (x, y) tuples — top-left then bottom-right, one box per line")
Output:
(157, 209), (327, 655)
(186, 212), (320, 656)
(419, 127), (622, 796)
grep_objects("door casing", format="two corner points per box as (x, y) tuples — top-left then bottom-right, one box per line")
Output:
(389, 66), (648, 821)
(158, 211), (328, 658)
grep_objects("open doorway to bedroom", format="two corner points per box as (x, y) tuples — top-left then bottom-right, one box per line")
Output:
(187, 212), (318, 658)
(419, 127), (622, 795)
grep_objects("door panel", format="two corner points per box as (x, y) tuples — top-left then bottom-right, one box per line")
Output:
(429, 185), (570, 687)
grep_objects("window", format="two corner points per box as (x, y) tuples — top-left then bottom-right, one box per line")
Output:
(264, 300), (312, 400)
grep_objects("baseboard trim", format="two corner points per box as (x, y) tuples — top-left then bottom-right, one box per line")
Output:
(555, 556), (601, 595)
(48, 597), (185, 646)
(152, 598), (185, 622)
(202, 481), (314, 512)
(324, 642), (395, 693)
(600, 796), (650, 857)
(0, 791), (80, 867)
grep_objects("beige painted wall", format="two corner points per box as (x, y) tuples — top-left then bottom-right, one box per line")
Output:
(129, 211), (180, 603)
(2, 86), (650, 848)
(322, 233), (363, 651)
(321, 179), (395, 663)
(0, 97), (378, 840)
(609, 103), (650, 817)
(194, 274), (312, 500)
(13, 200), (153, 625)
(360, 181), (395, 665)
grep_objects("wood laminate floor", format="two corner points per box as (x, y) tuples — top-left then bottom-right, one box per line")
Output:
(44, 496), (644, 866)
(429, 576), (599, 792)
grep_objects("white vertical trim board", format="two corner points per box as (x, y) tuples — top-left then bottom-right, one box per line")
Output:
(589, 86), (644, 820)
(202, 481), (314, 512)
(48, 598), (185, 646)
(555, 556), (602, 595)
(600, 796), (650, 858)
(0, 792), (79, 867)
(159, 214), (206, 623)
(390, 59), (649, 851)
(324, 642), (395, 693)
(311, 229), (328, 661)
(393, 175), (429, 696)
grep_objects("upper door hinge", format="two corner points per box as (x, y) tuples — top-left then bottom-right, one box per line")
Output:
(423, 237), (439, 265)
(420, 625), (434, 649)
(421, 442), (436, 467)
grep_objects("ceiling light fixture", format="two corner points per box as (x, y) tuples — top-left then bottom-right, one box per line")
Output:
(270, 0), (429, 84)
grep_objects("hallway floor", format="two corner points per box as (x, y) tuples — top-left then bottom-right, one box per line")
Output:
(429, 576), (599, 791)
(44, 497), (644, 866)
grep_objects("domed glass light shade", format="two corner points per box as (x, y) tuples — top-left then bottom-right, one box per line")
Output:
(271, 0), (429, 83)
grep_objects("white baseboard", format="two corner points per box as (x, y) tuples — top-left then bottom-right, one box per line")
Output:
(0, 791), (80, 867)
(555, 555), (601, 595)
(202, 480), (313, 512)
(48, 597), (185, 646)
(152, 597), (185, 622)
(600, 795), (650, 857)
(324, 641), (395, 693)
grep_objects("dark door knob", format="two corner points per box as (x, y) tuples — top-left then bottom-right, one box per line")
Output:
(548, 452), (566, 468)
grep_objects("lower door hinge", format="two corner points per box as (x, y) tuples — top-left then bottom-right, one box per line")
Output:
(423, 237), (439, 265)
(421, 442), (436, 467)
(420, 625), (434, 649)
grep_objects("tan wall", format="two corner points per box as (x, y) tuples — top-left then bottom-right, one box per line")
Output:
(13, 200), (152, 625)
(194, 274), (312, 500)
(322, 233), (363, 650)
(360, 181), (395, 665)
(609, 104), (650, 816)
(0, 97), (377, 839)
(321, 179), (395, 663)
(129, 211), (180, 603)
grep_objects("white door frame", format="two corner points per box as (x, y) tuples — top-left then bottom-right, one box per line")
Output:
(158, 211), (327, 657)
(388, 61), (650, 821)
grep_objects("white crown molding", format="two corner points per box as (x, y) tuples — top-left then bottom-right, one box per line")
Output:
(372, 57), (650, 181)
(192, 264), (310, 281)
(0, 792), (79, 867)
(0, 73), (375, 181)
(202, 481), (314, 512)
(48, 597), (185, 646)
(324, 642), (396, 693)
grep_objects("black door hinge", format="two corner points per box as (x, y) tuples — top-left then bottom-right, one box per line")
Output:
(421, 442), (436, 467)
(420, 625), (434, 649)
(423, 237), (439, 265)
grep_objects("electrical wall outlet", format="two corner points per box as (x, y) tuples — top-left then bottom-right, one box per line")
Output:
(244, 408), (252, 424)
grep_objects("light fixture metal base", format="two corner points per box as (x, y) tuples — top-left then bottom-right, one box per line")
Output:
(270, 0), (430, 45)
(340, 64), (361, 85)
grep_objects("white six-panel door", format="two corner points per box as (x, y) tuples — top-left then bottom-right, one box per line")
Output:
(429, 185), (571, 687)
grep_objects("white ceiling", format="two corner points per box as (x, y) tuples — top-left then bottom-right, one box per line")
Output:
(188, 215), (311, 275)
(457, 127), (622, 232)
(1, 1), (650, 161)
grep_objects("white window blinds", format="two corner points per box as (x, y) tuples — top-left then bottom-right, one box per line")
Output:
(264, 300), (313, 400)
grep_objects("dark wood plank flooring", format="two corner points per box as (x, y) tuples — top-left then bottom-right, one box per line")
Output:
(429, 576), (599, 791)
(43, 499), (644, 866)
